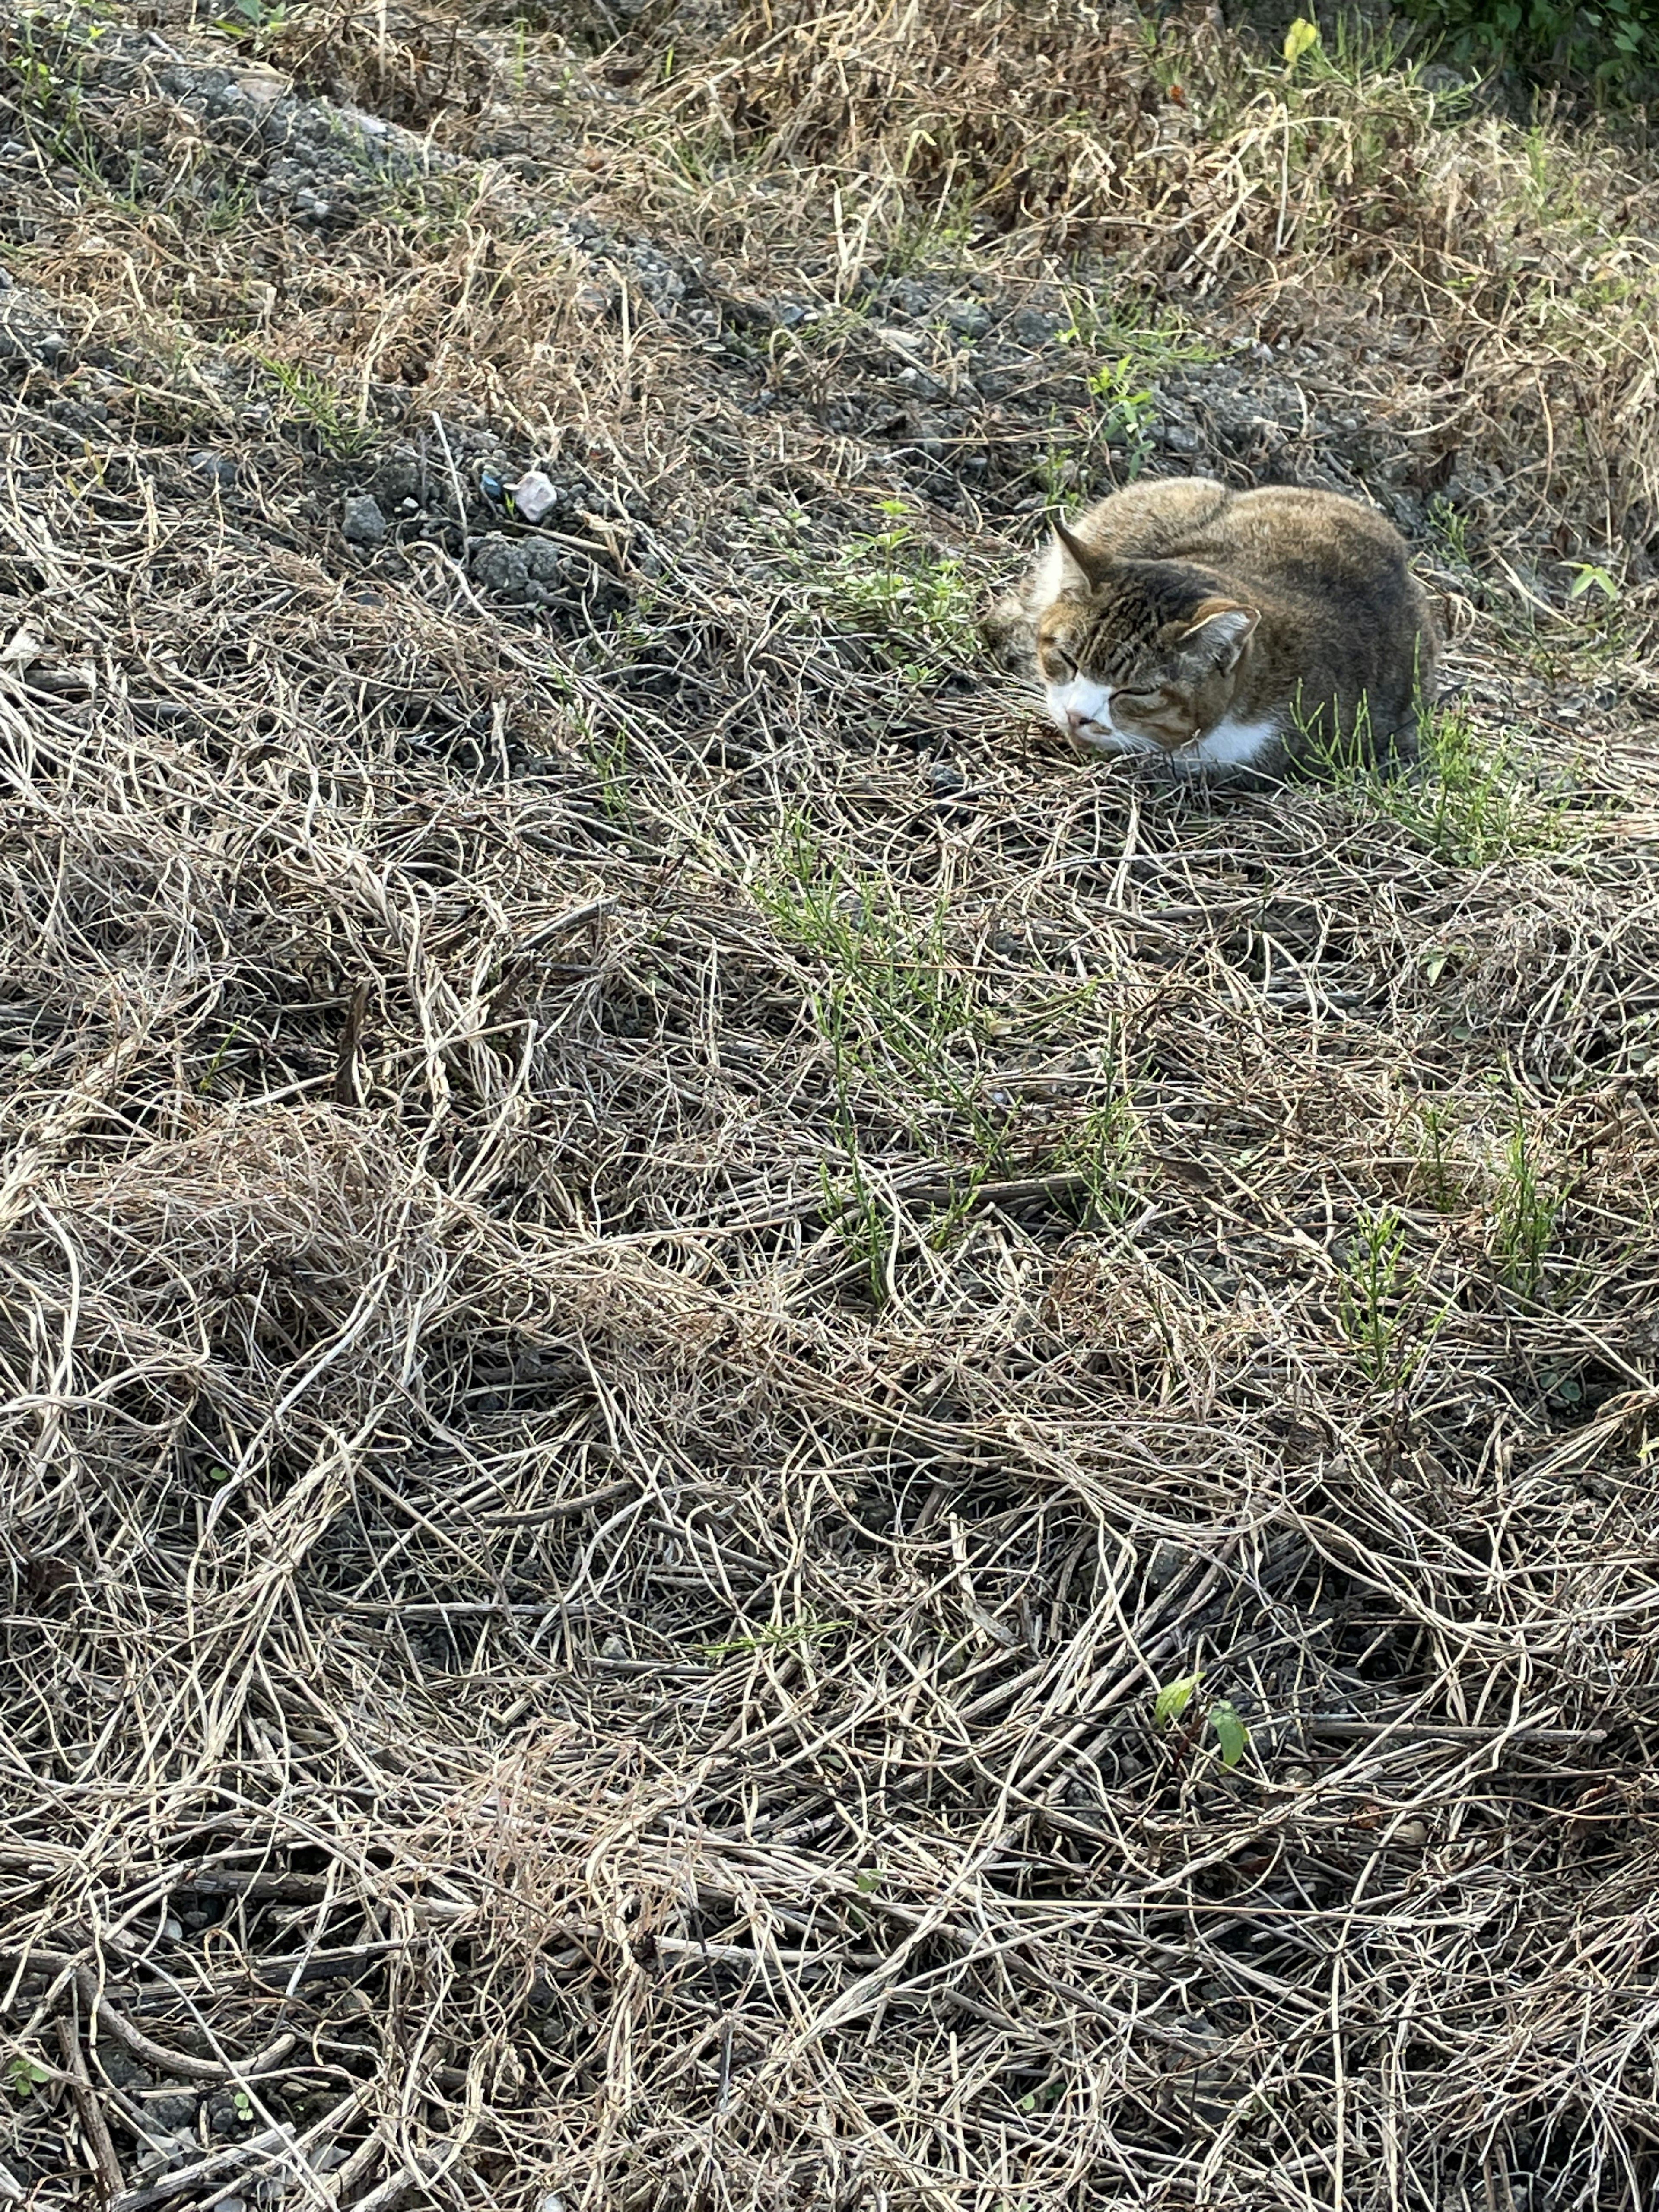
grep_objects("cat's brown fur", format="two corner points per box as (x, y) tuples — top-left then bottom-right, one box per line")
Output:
(983, 476), (1438, 778)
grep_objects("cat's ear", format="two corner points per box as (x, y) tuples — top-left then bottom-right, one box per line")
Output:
(1179, 599), (1259, 673)
(1050, 518), (1112, 594)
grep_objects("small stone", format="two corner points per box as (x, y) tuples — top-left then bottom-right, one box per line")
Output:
(509, 470), (558, 524)
(471, 539), (530, 599)
(144, 2093), (198, 2131)
(926, 760), (965, 796)
(600, 1634), (628, 1659)
(209, 2196), (246, 2212)
(341, 494), (386, 547)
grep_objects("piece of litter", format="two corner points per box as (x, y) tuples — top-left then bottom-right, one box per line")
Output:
(509, 470), (558, 524)
(0, 626), (43, 667)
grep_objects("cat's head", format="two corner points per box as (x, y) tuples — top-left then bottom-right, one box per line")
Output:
(1035, 522), (1259, 754)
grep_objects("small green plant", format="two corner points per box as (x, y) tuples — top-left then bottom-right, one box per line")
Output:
(1337, 1205), (1447, 1386)
(259, 359), (376, 461)
(1055, 298), (1217, 372)
(756, 822), (986, 1118)
(1429, 496), (1473, 570)
(812, 499), (977, 677)
(1492, 1118), (1560, 1297)
(1086, 358), (1158, 479)
(1052, 1093), (1141, 1225)
(6, 2055), (51, 2099)
(821, 1150), (898, 1308)
(213, 0), (289, 35)
(1412, 1099), (1467, 1213)
(697, 1613), (848, 1660)
(1567, 561), (1619, 603)
(1316, 699), (1572, 866)
(583, 720), (632, 827)
(196, 1021), (245, 1094)
(1284, 16), (1322, 73)
(1154, 1671), (1250, 1769)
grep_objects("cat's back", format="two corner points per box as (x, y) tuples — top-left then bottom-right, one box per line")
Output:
(1068, 474), (1233, 561)
(1204, 484), (1412, 582)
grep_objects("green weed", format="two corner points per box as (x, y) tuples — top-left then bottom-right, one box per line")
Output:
(259, 359), (377, 460)
(698, 1612), (848, 1660)
(1052, 1092), (1142, 1225)
(1492, 1118), (1560, 1297)
(1319, 699), (1573, 866)
(1411, 1098), (1469, 1213)
(1429, 496), (1474, 571)
(1337, 1205), (1446, 1385)
(1153, 1670), (1250, 1769)
(6, 2055), (50, 2100)
(1085, 357), (1158, 479)
(1055, 297), (1219, 372)
(810, 498), (978, 677)
(756, 823), (1023, 1253)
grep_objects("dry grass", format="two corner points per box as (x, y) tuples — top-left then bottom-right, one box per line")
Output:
(3, 3), (1659, 2210)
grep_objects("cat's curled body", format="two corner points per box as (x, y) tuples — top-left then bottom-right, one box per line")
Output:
(984, 476), (1437, 778)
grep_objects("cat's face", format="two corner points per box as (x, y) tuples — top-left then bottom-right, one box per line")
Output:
(1033, 548), (1259, 756)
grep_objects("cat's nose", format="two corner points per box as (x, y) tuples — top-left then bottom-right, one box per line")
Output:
(1066, 708), (1089, 738)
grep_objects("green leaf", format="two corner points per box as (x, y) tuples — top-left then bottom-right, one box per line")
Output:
(1568, 562), (1618, 601)
(1154, 1671), (1202, 1727)
(7, 2057), (50, 2100)
(1210, 1700), (1249, 1769)
(1283, 15), (1322, 68)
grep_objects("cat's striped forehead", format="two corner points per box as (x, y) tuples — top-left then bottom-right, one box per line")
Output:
(1036, 557), (1220, 680)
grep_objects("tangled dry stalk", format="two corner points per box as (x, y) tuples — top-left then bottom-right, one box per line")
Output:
(3, 2), (1659, 2209)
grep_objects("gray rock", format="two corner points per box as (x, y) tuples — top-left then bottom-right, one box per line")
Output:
(341, 494), (386, 547)
(523, 541), (565, 585)
(189, 451), (237, 489)
(470, 538), (530, 600)
(370, 452), (421, 507)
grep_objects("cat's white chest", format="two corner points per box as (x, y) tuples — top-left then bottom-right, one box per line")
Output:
(1053, 692), (1282, 771)
(1185, 713), (1281, 770)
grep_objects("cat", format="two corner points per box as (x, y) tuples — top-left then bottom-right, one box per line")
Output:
(982, 476), (1438, 778)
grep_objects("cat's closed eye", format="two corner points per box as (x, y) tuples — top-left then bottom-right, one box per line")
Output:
(1042, 647), (1076, 678)
(1113, 687), (1163, 709)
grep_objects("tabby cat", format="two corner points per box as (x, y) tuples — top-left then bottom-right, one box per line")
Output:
(983, 476), (1437, 778)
